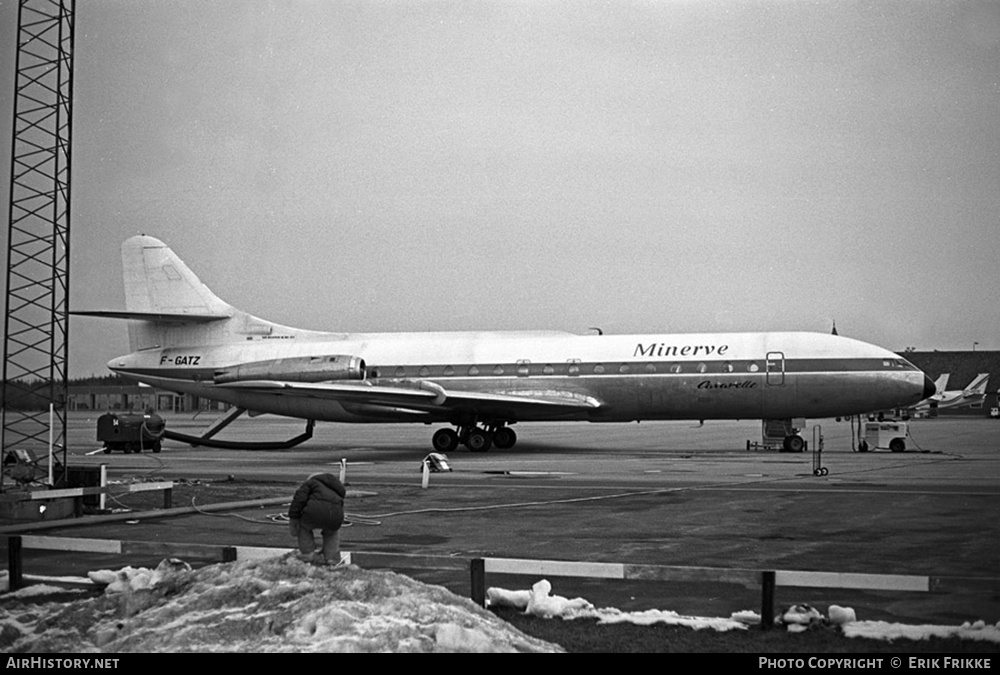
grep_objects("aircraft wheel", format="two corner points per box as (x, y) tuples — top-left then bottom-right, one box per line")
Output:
(152, 443), (162, 454)
(432, 428), (459, 453)
(466, 429), (492, 453)
(857, 439), (869, 452)
(493, 427), (517, 450)
(889, 438), (906, 453)
(783, 435), (805, 453)
(103, 447), (112, 455)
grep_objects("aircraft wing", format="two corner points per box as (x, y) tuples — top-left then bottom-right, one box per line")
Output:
(217, 380), (602, 419)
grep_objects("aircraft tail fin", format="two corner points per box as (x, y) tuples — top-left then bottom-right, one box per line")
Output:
(120, 235), (234, 319)
(963, 373), (990, 396)
(111, 235), (233, 351)
(932, 373), (950, 396)
(74, 235), (303, 352)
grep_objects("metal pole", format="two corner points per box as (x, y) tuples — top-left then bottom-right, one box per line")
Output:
(761, 570), (775, 630)
(48, 404), (54, 485)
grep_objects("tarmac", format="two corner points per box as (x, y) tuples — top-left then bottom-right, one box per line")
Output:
(3, 413), (999, 626)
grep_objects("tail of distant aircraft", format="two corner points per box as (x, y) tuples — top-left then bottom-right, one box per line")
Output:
(962, 373), (990, 396)
(931, 373), (950, 397)
(74, 235), (312, 351)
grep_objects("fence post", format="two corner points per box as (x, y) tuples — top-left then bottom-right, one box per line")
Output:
(761, 570), (775, 630)
(470, 558), (486, 607)
(8, 536), (23, 591)
(99, 464), (107, 511)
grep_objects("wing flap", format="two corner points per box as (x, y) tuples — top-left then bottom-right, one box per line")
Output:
(219, 380), (439, 406)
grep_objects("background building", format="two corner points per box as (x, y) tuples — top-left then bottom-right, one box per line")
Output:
(67, 383), (229, 414)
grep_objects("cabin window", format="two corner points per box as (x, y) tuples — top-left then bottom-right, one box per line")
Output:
(517, 360), (530, 377)
(469, 365), (480, 376)
(493, 365), (504, 375)
(619, 363), (630, 374)
(696, 362), (707, 373)
(543, 364), (555, 375)
(747, 362), (760, 372)
(370, 368), (381, 378)
(593, 363), (605, 374)
(670, 363), (682, 374)
(645, 363), (657, 374)
(568, 359), (580, 376)
(721, 361), (734, 373)
(394, 366), (406, 377)
(443, 365), (454, 376)
(419, 366), (431, 377)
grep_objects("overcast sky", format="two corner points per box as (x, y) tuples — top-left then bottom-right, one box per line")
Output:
(2, 0), (998, 377)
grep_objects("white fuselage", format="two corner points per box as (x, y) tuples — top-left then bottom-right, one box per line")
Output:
(111, 329), (931, 424)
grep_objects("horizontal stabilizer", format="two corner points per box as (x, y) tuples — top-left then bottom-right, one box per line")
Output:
(72, 310), (231, 324)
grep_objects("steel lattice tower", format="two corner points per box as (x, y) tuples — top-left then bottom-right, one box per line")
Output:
(2, 0), (76, 490)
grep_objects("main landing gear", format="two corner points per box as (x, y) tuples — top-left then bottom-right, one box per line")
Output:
(431, 424), (517, 453)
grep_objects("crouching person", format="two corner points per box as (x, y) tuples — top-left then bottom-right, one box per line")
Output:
(288, 472), (346, 566)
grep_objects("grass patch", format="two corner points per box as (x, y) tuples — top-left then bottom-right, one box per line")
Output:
(490, 607), (999, 653)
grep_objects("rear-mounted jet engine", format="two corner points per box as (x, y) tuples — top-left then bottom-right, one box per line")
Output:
(213, 355), (366, 384)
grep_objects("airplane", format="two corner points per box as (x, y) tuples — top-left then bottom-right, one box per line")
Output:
(909, 372), (990, 415)
(74, 235), (936, 454)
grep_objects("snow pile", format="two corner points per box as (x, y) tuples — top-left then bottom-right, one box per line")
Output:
(774, 604), (1000, 642)
(828, 605), (857, 626)
(780, 603), (826, 633)
(87, 558), (192, 594)
(0, 556), (561, 653)
(778, 603), (855, 631)
(489, 579), (751, 631)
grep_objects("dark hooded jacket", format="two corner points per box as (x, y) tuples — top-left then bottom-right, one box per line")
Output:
(288, 473), (346, 531)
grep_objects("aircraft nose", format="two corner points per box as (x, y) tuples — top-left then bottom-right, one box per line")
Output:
(922, 375), (937, 399)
